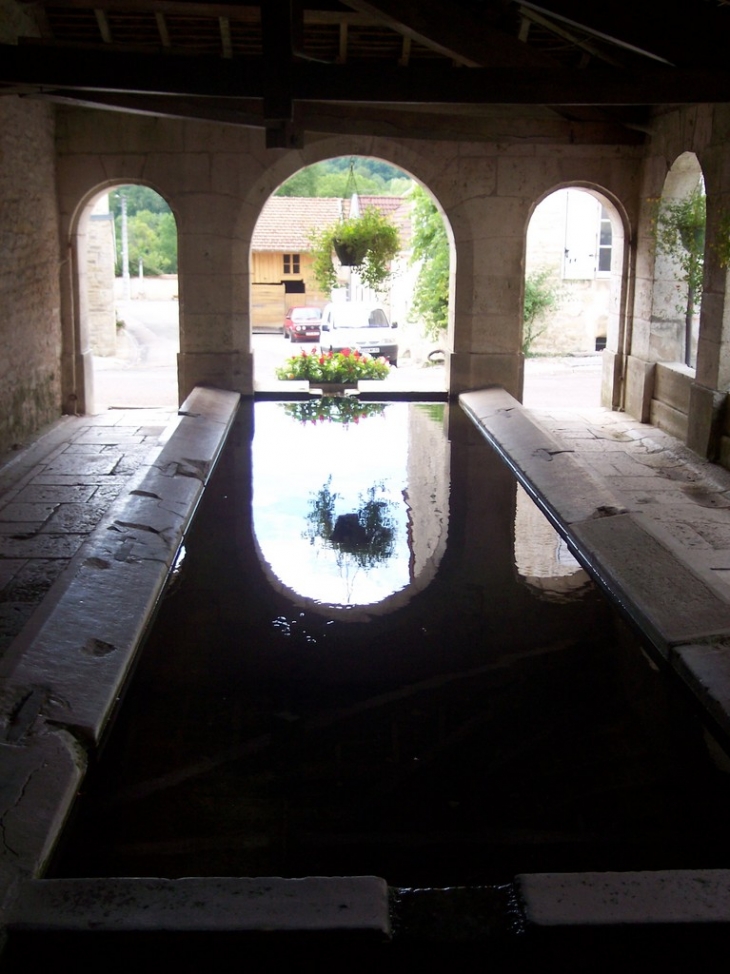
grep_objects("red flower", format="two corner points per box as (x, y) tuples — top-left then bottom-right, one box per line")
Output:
(341, 348), (351, 357)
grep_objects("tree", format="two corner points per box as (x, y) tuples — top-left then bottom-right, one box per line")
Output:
(110, 186), (177, 276)
(275, 158), (412, 197)
(651, 185), (706, 366)
(522, 269), (561, 356)
(409, 185), (449, 340)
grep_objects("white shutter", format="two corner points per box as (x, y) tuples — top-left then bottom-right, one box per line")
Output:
(563, 191), (600, 280)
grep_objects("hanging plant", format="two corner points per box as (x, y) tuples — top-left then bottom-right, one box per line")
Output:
(309, 205), (401, 293)
(303, 477), (398, 569)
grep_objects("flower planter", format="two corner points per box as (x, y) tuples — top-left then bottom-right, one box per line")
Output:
(309, 382), (359, 395)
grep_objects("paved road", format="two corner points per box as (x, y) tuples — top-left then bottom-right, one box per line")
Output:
(92, 300), (602, 409)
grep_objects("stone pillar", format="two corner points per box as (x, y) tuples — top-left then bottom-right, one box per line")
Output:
(687, 173), (730, 459)
(176, 203), (254, 402)
(447, 199), (525, 399)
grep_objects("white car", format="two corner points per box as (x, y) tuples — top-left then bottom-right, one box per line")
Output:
(319, 303), (398, 367)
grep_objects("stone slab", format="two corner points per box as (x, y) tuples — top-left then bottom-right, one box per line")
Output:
(517, 869), (730, 926)
(460, 388), (627, 526)
(0, 733), (84, 907)
(672, 643), (730, 739)
(571, 513), (730, 649)
(0, 504), (58, 523)
(1, 388), (240, 742)
(36, 454), (123, 477)
(8, 876), (391, 938)
(0, 535), (87, 560)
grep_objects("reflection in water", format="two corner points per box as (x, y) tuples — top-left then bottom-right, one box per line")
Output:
(52, 400), (730, 888)
(253, 400), (448, 609)
(304, 477), (398, 603)
(513, 484), (592, 602)
(282, 397), (387, 427)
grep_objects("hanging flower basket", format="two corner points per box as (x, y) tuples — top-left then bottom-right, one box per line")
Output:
(309, 205), (401, 292)
(333, 239), (369, 267)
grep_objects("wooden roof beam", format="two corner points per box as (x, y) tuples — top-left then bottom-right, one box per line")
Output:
(95, 9), (113, 44)
(5, 44), (730, 106)
(155, 11), (170, 46)
(341, 0), (559, 68)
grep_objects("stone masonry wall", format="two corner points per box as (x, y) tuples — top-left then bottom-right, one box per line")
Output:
(0, 97), (62, 455)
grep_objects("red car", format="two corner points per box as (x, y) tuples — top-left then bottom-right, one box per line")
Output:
(282, 306), (322, 342)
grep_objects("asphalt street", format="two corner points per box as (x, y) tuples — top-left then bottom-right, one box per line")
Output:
(92, 299), (602, 409)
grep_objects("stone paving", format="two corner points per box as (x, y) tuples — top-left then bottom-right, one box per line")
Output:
(0, 407), (177, 659)
(529, 400), (730, 605)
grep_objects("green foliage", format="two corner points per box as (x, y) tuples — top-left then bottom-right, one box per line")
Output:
(304, 476), (397, 568)
(309, 206), (401, 293)
(650, 184), (706, 366)
(651, 186), (706, 319)
(109, 186), (177, 276)
(409, 185), (449, 340)
(109, 185), (170, 218)
(283, 398), (386, 426)
(523, 268), (560, 356)
(276, 158), (411, 197)
(275, 347), (390, 382)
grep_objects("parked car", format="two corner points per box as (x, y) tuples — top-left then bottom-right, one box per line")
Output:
(319, 303), (398, 366)
(283, 306), (322, 342)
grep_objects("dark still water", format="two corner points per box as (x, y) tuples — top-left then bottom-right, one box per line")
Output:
(53, 400), (730, 887)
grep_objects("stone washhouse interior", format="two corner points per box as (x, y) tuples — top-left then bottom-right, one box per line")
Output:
(4, 0), (730, 959)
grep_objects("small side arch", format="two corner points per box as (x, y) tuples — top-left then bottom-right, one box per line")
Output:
(523, 182), (630, 409)
(61, 179), (181, 415)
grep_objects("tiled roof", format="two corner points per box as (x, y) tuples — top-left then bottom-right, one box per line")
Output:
(251, 195), (412, 252)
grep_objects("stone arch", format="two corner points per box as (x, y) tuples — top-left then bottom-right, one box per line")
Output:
(243, 151), (454, 385)
(523, 182), (630, 409)
(61, 177), (180, 415)
(175, 137), (457, 399)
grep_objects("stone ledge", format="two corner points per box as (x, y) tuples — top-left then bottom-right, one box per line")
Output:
(0, 732), (84, 911)
(0, 387), (240, 742)
(8, 876), (391, 938)
(517, 869), (730, 926)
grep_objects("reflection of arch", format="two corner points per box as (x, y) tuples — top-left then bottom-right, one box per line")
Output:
(649, 151), (704, 369)
(513, 484), (591, 602)
(65, 180), (180, 414)
(250, 402), (450, 620)
(524, 183), (629, 409)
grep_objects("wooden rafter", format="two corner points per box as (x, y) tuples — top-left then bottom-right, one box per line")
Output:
(4, 43), (730, 106)
(340, 0), (558, 68)
(517, 4), (627, 69)
(155, 10), (170, 46)
(219, 15), (232, 58)
(94, 9), (113, 43)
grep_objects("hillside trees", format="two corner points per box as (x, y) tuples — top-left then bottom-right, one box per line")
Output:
(409, 185), (449, 340)
(109, 186), (177, 276)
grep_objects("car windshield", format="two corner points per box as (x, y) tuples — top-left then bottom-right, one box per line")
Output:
(333, 307), (389, 329)
(292, 309), (321, 321)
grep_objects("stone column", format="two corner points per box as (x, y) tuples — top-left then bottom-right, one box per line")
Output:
(176, 198), (254, 402)
(447, 197), (525, 399)
(687, 167), (730, 459)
